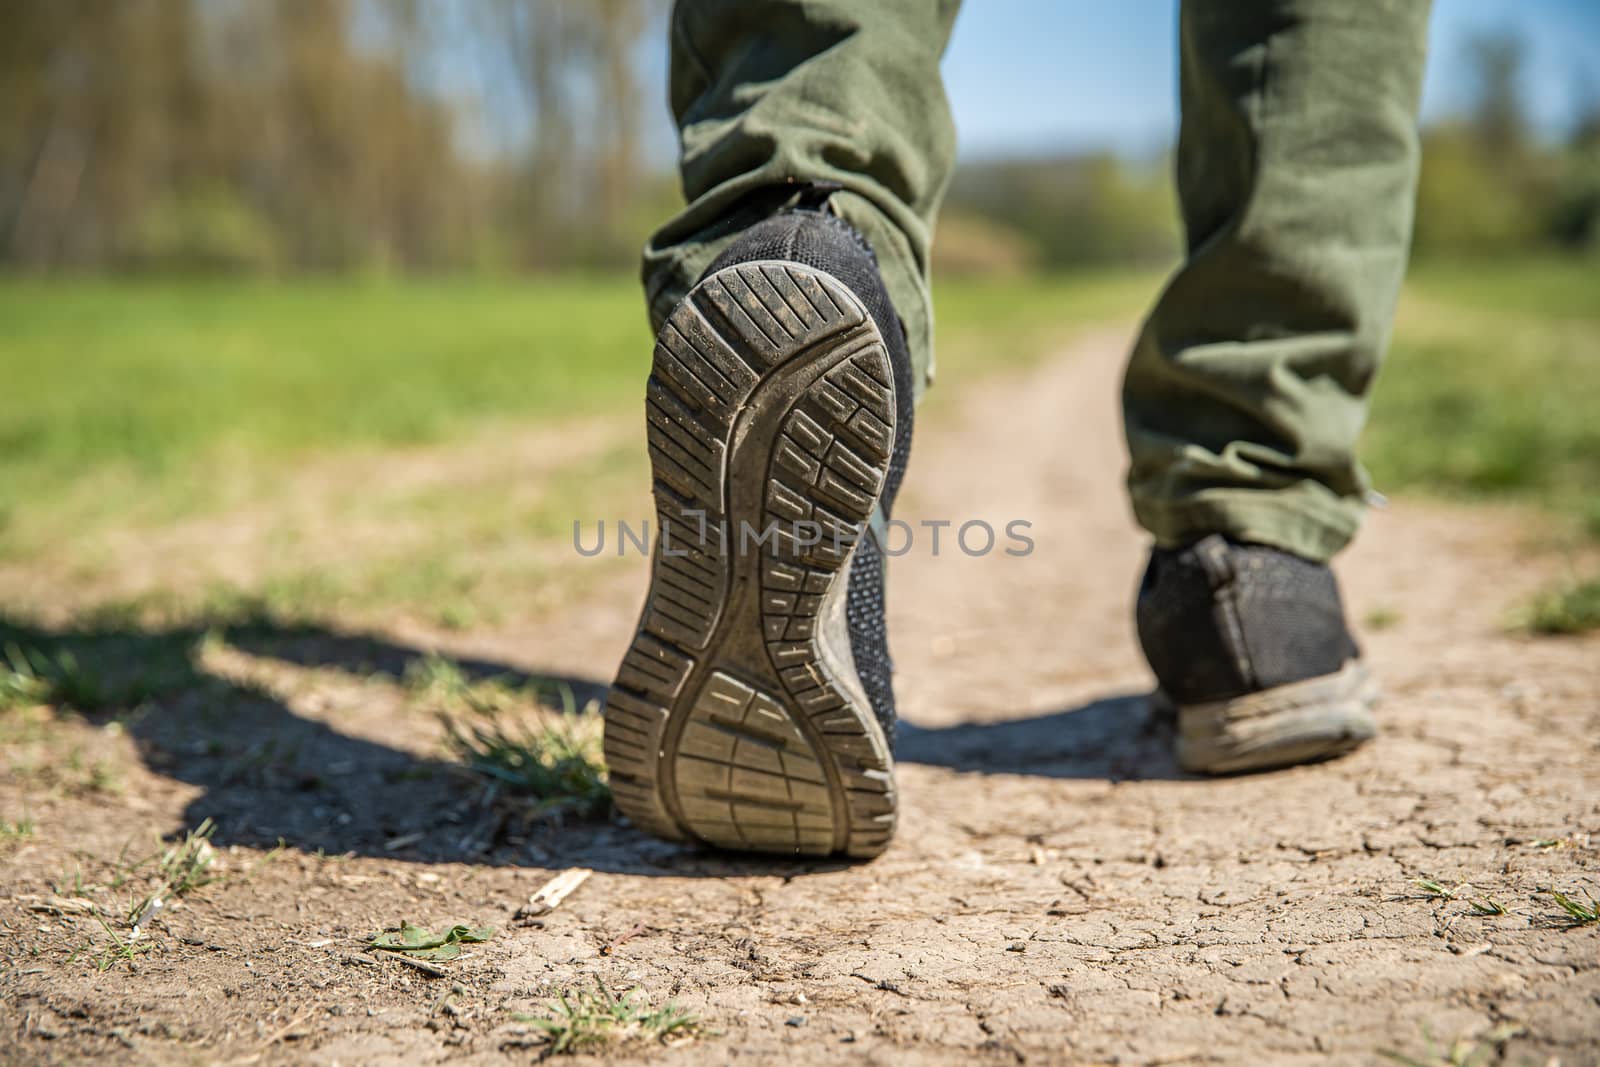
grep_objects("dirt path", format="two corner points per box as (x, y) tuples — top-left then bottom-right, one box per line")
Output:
(3, 332), (1597, 1065)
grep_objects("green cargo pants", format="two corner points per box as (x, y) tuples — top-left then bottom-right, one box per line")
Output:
(642, 0), (1431, 563)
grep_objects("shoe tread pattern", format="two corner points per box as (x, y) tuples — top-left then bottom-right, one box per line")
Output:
(604, 261), (896, 858)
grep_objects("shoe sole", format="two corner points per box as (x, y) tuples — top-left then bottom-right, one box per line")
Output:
(1173, 660), (1378, 775)
(603, 261), (897, 859)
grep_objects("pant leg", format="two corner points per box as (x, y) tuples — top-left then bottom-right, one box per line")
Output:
(1123, 0), (1431, 562)
(643, 0), (961, 398)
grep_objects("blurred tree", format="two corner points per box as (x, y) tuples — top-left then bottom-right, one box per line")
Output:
(2, 8), (1591, 274)
(944, 155), (1178, 270)
(0, 0), (665, 273)
(485, 0), (659, 268)
(1409, 29), (1597, 257)
(1550, 75), (1600, 251)
(1465, 33), (1528, 157)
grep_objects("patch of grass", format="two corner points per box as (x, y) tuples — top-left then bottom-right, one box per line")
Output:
(1407, 256), (1600, 323)
(33, 746), (126, 798)
(126, 818), (219, 927)
(90, 917), (155, 973)
(922, 271), (1159, 423)
(86, 758), (122, 795)
(1408, 875), (1600, 925)
(1413, 878), (1465, 900)
(0, 813), (36, 848)
(0, 633), (193, 714)
(52, 864), (96, 898)
(1365, 258), (1600, 536)
(1378, 1021), (1526, 1067)
(513, 977), (700, 1054)
(405, 653), (476, 703)
(0, 277), (651, 550)
(1364, 607), (1402, 632)
(0, 274), (1151, 624)
(1528, 837), (1576, 849)
(4, 260), (1591, 629)
(1, 644), (53, 710)
(0, 643), (123, 711)
(1515, 577), (1600, 635)
(422, 657), (609, 821)
(443, 707), (609, 818)
(1545, 887), (1600, 926)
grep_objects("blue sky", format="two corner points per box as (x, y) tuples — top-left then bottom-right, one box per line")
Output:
(941, 0), (1600, 159)
(440, 1), (1600, 165)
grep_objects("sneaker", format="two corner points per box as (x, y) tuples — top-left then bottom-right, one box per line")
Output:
(603, 203), (913, 858)
(1136, 533), (1378, 775)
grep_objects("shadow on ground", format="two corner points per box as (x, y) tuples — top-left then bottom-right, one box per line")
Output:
(898, 693), (1189, 782)
(3, 612), (1186, 876)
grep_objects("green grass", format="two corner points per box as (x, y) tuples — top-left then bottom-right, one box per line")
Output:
(1412, 878), (1465, 900)
(933, 269), (1159, 373)
(1404, 875), (1600, 925)
(89, 917), (155, 973)
(1379, 1022), (1527, 1067)
(0, 271), (1145, 550)
(1514, 578), (1600, 635)
(1365, 257), (1600, 631)
(414, 656), (611, 821)
(1, 627), (202, 713)
(1, 643), (54, 710)
(0, 276), (646, 489)
(1, 259), (1594, 628)
(1545, 887), (1600, 926)
(0, 640), (174, 713)
(127, 818), (219, 927)
(0, 813), (36, 847)
(1363, 607), (1402, 632)
(2, 262), (1587, 533)
(1366, 258), (1600, 536)
(0, 276), (648, 556)
(513, 978), (701, 1054)
(1404, 256), (1600, 323)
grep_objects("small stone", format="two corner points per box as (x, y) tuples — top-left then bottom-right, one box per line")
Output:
(786, 1015), (807, 1028)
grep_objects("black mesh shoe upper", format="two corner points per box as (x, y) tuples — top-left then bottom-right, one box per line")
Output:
(703, 198), (913, 746)
(1136, 534), (1360, 706)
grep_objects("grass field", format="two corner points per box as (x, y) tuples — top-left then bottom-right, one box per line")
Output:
(1, 258), (1594, 627)
(1369, 258), (1600, 538)
(0, 270), (1158, 527)
(0, 278), (649, 548)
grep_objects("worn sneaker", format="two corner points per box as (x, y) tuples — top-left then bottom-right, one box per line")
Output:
(603, 205), (913, 858)
(1137, 533), (1378, 775)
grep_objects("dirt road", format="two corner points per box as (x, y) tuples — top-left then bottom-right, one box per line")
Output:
(4, 331), (1597, 1065)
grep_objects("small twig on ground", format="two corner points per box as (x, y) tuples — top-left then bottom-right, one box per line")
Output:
(257, 1014), (308, 1049)
(390, 955), (450, 979)
(601, 924), (650, 956)
(517, 868), (592, 921)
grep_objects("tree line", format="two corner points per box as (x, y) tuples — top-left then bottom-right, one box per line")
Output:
(936, 32), (1600, 273)
(2, 6), (1593, 276)
(1, 0), (672, 273)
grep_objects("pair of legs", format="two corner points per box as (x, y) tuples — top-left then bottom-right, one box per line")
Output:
(647, 0), (1429, 560)
(606, 0), (1430, 857)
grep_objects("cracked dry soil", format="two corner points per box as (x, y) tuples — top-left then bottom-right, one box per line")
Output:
(3, 331), (1597, 1065)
